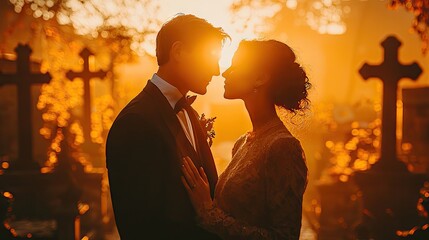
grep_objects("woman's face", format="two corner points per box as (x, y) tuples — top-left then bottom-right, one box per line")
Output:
(222, 46), (259, 100)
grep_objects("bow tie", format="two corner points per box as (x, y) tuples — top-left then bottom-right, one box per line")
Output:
(174, 95), (197, 113)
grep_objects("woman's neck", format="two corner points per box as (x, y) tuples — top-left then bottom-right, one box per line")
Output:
(244, 96), (278, 132)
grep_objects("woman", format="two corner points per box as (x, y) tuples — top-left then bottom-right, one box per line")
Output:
(181, 39), (310, 239)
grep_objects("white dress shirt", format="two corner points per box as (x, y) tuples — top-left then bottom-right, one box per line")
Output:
(150, 73), (197, 151)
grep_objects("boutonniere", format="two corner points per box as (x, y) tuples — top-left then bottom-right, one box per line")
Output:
(185, 95), (217, 147)
(199, 113), (216, 147)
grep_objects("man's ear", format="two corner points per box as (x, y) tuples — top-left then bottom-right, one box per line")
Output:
(170, 41), (185, 63)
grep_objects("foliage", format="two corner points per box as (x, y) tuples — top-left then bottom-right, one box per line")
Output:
(4, 0), (162, 168)
(390, 0), (429, 54)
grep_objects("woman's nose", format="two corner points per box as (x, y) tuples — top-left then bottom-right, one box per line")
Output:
(222, 68), (230, 78)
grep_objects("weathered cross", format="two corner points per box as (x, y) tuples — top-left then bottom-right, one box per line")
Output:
(359, 35), (422, 170)
(0, 44), (52, 170)
(66, 48), (107, 144)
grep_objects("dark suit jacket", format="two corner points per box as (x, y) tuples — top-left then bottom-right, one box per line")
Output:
(106, 80), (220, 239)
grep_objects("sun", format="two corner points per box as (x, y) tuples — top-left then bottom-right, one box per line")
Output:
(219, 40), (237, 69)
(156, 0), (271, 70)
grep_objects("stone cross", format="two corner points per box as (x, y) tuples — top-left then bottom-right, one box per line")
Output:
(359, 35), (422, 170)
(0, 44), (52, 170)
(66, 48), (107, 144)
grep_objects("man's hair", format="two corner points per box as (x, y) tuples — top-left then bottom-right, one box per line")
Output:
(156, 14), (230, 66)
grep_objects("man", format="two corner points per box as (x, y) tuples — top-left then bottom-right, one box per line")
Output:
(106, 14), (230, 239)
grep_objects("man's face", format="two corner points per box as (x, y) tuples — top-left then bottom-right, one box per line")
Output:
(178, 39), (222, 95)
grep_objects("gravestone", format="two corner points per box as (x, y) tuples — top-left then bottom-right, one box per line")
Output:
(66, 48), (107, 146)
(402, 87), (429, 173)
(65, 48), (108, 237)
(353, 35), (427, 239)
(0, 44), (51, 170)
(0, 44), (105, 239)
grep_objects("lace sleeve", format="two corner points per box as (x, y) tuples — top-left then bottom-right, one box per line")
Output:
(231, 134), (246, 157)
(264, 137), (308, 239)
(196, 137), (308, 240)
(196, 201), (272, 240)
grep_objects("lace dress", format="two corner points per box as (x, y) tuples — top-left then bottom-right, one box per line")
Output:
(196, 118), (308, 240)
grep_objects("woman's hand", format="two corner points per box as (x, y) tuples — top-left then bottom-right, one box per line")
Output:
(181, 156), (213, 216)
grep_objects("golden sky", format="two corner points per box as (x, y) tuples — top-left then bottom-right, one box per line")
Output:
(112, 0), (429, 173)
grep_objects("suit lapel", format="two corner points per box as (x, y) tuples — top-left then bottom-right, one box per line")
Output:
(144, 80), (218, 197)
(143, 81), (201, 167)
(186, 106), (219, 198)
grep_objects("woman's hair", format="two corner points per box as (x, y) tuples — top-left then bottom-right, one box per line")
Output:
(156, 14), (230, 66)
(238, 40), (311, 114)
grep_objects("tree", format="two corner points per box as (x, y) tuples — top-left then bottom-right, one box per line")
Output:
(5, 0), (162, 168)
(390, 0), (429, 54)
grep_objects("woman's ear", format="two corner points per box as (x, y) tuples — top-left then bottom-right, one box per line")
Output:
(254, 73), (270, 89)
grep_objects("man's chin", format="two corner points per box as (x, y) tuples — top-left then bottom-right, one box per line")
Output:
(190, 87), (207, 95)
